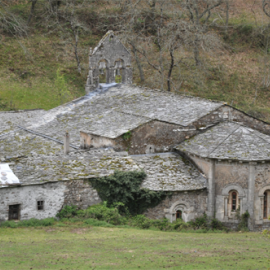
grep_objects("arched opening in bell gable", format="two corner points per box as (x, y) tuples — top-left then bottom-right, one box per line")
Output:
(114, 59), (125, 83)
(98, 59), (109, 84)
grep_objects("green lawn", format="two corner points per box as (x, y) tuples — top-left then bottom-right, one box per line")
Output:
(0, 226), (269, 270)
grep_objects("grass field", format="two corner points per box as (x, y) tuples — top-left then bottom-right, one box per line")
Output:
(0, 226), (269, 270)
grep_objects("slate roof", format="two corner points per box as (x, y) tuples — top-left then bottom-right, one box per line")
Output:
(2, 152), (206, 191)
(75, 111), (151, 139)
(17, 85), (223, 146)
(0, 85), (216, 191)
(0, 109), (45, 137)
(7, 151), (134, 187)
(176, 121), (270, 161)
(0, 129), (63, 161)
(131, 153), (206, 191)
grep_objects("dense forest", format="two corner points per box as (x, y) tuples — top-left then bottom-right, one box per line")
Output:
(1, 0), (270, 121)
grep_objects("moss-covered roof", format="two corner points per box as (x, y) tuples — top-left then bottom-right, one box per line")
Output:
(1, 151), (206, 191)
(132, 153), (206, 191)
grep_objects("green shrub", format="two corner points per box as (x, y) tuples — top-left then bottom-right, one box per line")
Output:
(0, 220), (18, 228)
(56, 205), (78, 219)
(189, 214), (208, 229)
(0, 218), (56, 228)
(130, 215), (151, 229)
(79, 202), (124, 225)
(237, 210), (250, 231)
(18, 218), (56, 227)
(210, 218), (225, 230)
(172, 220), (190, 231)
(152, 218), (170, 231)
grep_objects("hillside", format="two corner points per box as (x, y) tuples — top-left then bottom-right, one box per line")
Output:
(1, 0), (270, 121)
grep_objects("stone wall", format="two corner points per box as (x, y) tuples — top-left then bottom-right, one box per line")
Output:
(0, 182), (66, 221)
(63, 180), (101, 209)
(253, 164), (270, 229)
(215, 162), (249, 195)
(186, 154), (270, 230)
(189, 156), (211, 177)
(80, 120), (199, 154)
(0, 180), (101, 222)
(128, 120), (198, 155)
(144, 190), (208, 222)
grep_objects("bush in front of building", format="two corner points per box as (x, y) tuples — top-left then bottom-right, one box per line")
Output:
(56, 205), (78, 219)
(0, 218), (56, 228)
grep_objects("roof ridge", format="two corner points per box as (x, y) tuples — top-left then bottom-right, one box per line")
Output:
(208, 123), (241, 157)
(249, 127), (270, 148)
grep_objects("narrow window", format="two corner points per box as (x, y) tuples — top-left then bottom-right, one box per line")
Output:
(264, 192), (268, 219)
(8, 204), (20, 220)
(232, 192), (237, 211)
(37, 201), (44, 211)
(176, 210), (182, 220)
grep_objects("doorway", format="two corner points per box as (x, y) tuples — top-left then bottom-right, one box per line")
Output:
(176, 210), (182, 220)
(9, 204), (20, 220)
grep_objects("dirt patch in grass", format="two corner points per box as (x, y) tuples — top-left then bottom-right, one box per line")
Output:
(70, 228), (88, 234)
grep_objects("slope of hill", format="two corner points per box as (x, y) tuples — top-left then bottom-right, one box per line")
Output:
(1, 0), (270, 121)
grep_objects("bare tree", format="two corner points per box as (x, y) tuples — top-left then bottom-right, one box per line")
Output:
(0, 1), (27, 37)
(112, 0), (224, 91)
(42, 0), (90, 73)
(225, 0), (229, 32)
(183, 0), (224, 66)
(115, 0), (187, 90)
(263, 0), (270, 17)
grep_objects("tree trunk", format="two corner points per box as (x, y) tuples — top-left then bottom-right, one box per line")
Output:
(194, 34), (200, 66)
(225, 0), (229, 33)
(167, 49), (174, 92)
(130, 41), (144, 82)
(73, 28), (81, 74)
(27, 0), (38, 25)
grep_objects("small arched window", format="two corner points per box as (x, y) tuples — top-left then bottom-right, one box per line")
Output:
(228, 190), (239, 213)
(176, 210), (182, 220)
(264, 191), (268, 219)
(232, 191), (237, 211)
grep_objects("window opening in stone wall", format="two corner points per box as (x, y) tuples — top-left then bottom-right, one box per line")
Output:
(99, 60), (108, 83)
(264, 191), (268, 219)
(176, 210), (182, 219)
(37, 201), (44, 211)
(114, 59), (124, 83)
(8, 204), (20, 220)
(232, 191), (237, 211)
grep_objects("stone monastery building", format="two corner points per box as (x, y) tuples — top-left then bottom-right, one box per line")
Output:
(1, 31), (270, 230)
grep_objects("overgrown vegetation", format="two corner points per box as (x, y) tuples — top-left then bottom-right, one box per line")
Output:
(0, 203), (227, 232)
(0, 217), (56, 228)
(54, 202), (228, 232)
(88, 170), (168, 215)
(236, 209), (250, 231)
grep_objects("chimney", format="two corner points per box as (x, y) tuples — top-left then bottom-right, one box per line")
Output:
(64, 131), (70, 155)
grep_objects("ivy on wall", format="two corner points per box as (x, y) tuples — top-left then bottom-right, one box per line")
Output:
(89, 170), (168, 215)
